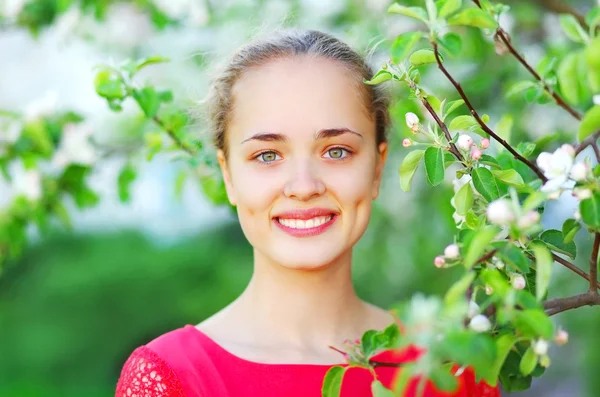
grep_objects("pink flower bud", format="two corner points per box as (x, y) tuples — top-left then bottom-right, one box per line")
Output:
(434, 256), (445, 268)
(444, 243), (460, 259)
(480, 138), (490, 149)
(405, 112), (420, 132)
(456, 134), (474, 151)
(511, 274), (526, 290)
(517, 210), (540, 229)
(471, 148), (482, 160)
(402, 138), (412, 148)
(555, 329), (569, 345)
(485, 285), (494, 295)
(486, 199), (515, 226)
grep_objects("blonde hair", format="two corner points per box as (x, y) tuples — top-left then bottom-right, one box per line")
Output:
(205, 29), (390, 157)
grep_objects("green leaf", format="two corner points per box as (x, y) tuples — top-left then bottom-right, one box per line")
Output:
(444, 271), (476, 305)
(562, 219), (581, 244)
(444, 99), (464, 116)
(409, 49), (439, 66)
(472, 167), (500, 202)
(448, 8), (498, 29)
(557, 53), (582, 105)
(117, 163), (136, 203)
(539, 229), (576, 259)
(427, 95), (442, 115)
(438, 32), (462, 56)
(501, 244), (530, 273)
(425, 0), (437, 21)
(322, 366), (346, 397)
(94, 70), (126, 100)
(399, 150), (425, 192)
(586, 8), (600, 31)
(519, 347), (537, 376)
(506, 81), (537, 98)
(559, 14), (589, 43)
(531, 242), (553, 301)
(200, 175), (229, 206)
(491, 169), (525, 187)
(371, 380), (394, 397)
(424, 147), (445, 186)
(464, 225), (499, 268)
(133, 87), (161, 118)
(388, 4), (428, 23)
(514, 310), (553, 339)
(479, 154), (501, 169)
(430, 365), (459, 392)
(578, 106), (600, 142)
(364, 70), (392, 85)
(585, 37), (600, 70)
(448, 115), (478, 131)
(135, 55), (170, 72)
(437, 0), (462, 18)
(522, 192), (547, 212)
(484, 334), (517, 386)
(391, 32), (422, 64)
(435, 331), (496, 381)
(580, 192), (600, 230)
(454, 181), (474, 216)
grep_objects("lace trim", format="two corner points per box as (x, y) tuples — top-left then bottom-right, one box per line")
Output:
(116, 346), (185, 397)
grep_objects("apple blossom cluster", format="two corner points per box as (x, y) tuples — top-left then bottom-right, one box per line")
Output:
(456, 133), (488, 161)
(536, 144), (593, 200)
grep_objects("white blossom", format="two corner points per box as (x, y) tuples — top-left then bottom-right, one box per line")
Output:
(468, 301), (479, 319)
(444, 243), (460, 259)
(573, 187), (593, 200)
(536, 145), (576, 195)
(405, 112), (420, 132)
(574, 209), (581, 221)
(1, 0), (28, 19)
(517, 210), (540, 229)
(14, 168), (42, 201)
(570, 162), (589, 182)
(533, 339), (549, 356)
(457, 134), (474, 151)
(52, 123), (97, 168)
(594, 95), (600, 106)
(24, 91), (59, 122)
(469, 314), (492, 332)
(487, 199), (515, 225)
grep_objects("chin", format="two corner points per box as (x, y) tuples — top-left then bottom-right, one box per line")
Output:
(270, 245), (346, 271)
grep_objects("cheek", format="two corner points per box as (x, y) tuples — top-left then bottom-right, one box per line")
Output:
(230, 165), (281, 213)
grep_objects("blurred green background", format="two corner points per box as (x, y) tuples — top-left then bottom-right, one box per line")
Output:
(0, 0), (598, 396)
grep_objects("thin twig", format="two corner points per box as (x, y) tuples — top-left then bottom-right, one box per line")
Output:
(544, 292), (600, 316)
(431, 42), (548, 183)
(471, 1), (583, 121)
(590, 234), (600, 293)
(421, 98), (465, 163)
(525, 251), (600, 289)
(152, 116), (197, 156)
(575, 131), (600, 156)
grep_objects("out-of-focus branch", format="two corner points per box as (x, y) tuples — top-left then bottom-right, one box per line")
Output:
(590, 233), (600, 293)
(544, 292), (600, 316)
(575, 131), (600, 156)
(530, 0), (588, 30)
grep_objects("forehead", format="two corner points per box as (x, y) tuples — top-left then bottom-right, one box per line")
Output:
(228, 55), (374, 141)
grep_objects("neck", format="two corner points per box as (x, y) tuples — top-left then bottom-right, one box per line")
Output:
(225, 248), (371, 349)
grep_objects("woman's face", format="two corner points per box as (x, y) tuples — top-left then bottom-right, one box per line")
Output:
(218, 55), (387, 270)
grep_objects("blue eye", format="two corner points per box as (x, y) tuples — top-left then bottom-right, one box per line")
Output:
(324, 147), (349, 159)
(256, 151), (280, 163)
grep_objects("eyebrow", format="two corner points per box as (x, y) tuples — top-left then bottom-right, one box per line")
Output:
(240, 128), (363, 144)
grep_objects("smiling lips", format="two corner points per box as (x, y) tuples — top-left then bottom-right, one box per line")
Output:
(273, 208), (338, 237)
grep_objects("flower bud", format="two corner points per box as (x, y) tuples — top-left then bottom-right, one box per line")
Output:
(555, 329), (569, 345)
(434, 256), (445, 268)
(485, 285), (494, 295)
(468, 300), (479, 319)
(405, 112), (420, 132)
(594, 94), (600, 106)
(570, 162), (589, 182)
(560, 144), (575, 158)
(444, 243), (460, 259)
(471, 148), (482, 160)
(486, 199), (515, 226)
(457, 134), (474, 151)
(573, 187), (592, 200)
(533, 339), (549, 356)
(539, 354), (551, 368)
(511, 274), (526, 290)
(547, 190), (561, 200)
(517, 210), (540, 229)
(480, 138), (490, 149)
(469, 314), (492, 332)
(402, 138), (412, 148)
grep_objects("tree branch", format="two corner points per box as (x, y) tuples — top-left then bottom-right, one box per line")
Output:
(152, 116), (197, 156)
(421, 98), (466, 164)
(590, 233), (600, 293)
(544, 292), (600, 316)
(575, 130), (600, 156)
(430, 42), (548, 183)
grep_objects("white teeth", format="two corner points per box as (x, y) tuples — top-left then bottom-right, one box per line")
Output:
(277, 215), (333, 229)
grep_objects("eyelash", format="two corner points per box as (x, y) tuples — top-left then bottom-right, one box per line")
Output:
(253, 146), (354, 164)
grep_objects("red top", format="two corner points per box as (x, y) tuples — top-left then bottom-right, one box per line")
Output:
(115, 325), (500, 397)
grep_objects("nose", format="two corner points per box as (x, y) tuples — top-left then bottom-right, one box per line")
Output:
(283, 160), (326, 201)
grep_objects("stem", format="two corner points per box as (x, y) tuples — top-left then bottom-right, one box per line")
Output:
(544, 292), (600, 316)
(431, 42), (548, 183)
(420, 98), (465, 163)
(590, 233), (600, 293)
(152, 116), (197, 156)
(575, 131), (600, 156)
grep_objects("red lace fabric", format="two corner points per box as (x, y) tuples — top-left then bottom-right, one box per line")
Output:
(116, 346), (185, 397)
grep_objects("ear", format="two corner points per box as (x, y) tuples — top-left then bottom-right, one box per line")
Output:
(372, 142), (388, 200)
(217, 149), (237, 206)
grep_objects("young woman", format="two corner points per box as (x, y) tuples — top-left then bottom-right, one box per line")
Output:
(115, 29), (499, 397)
